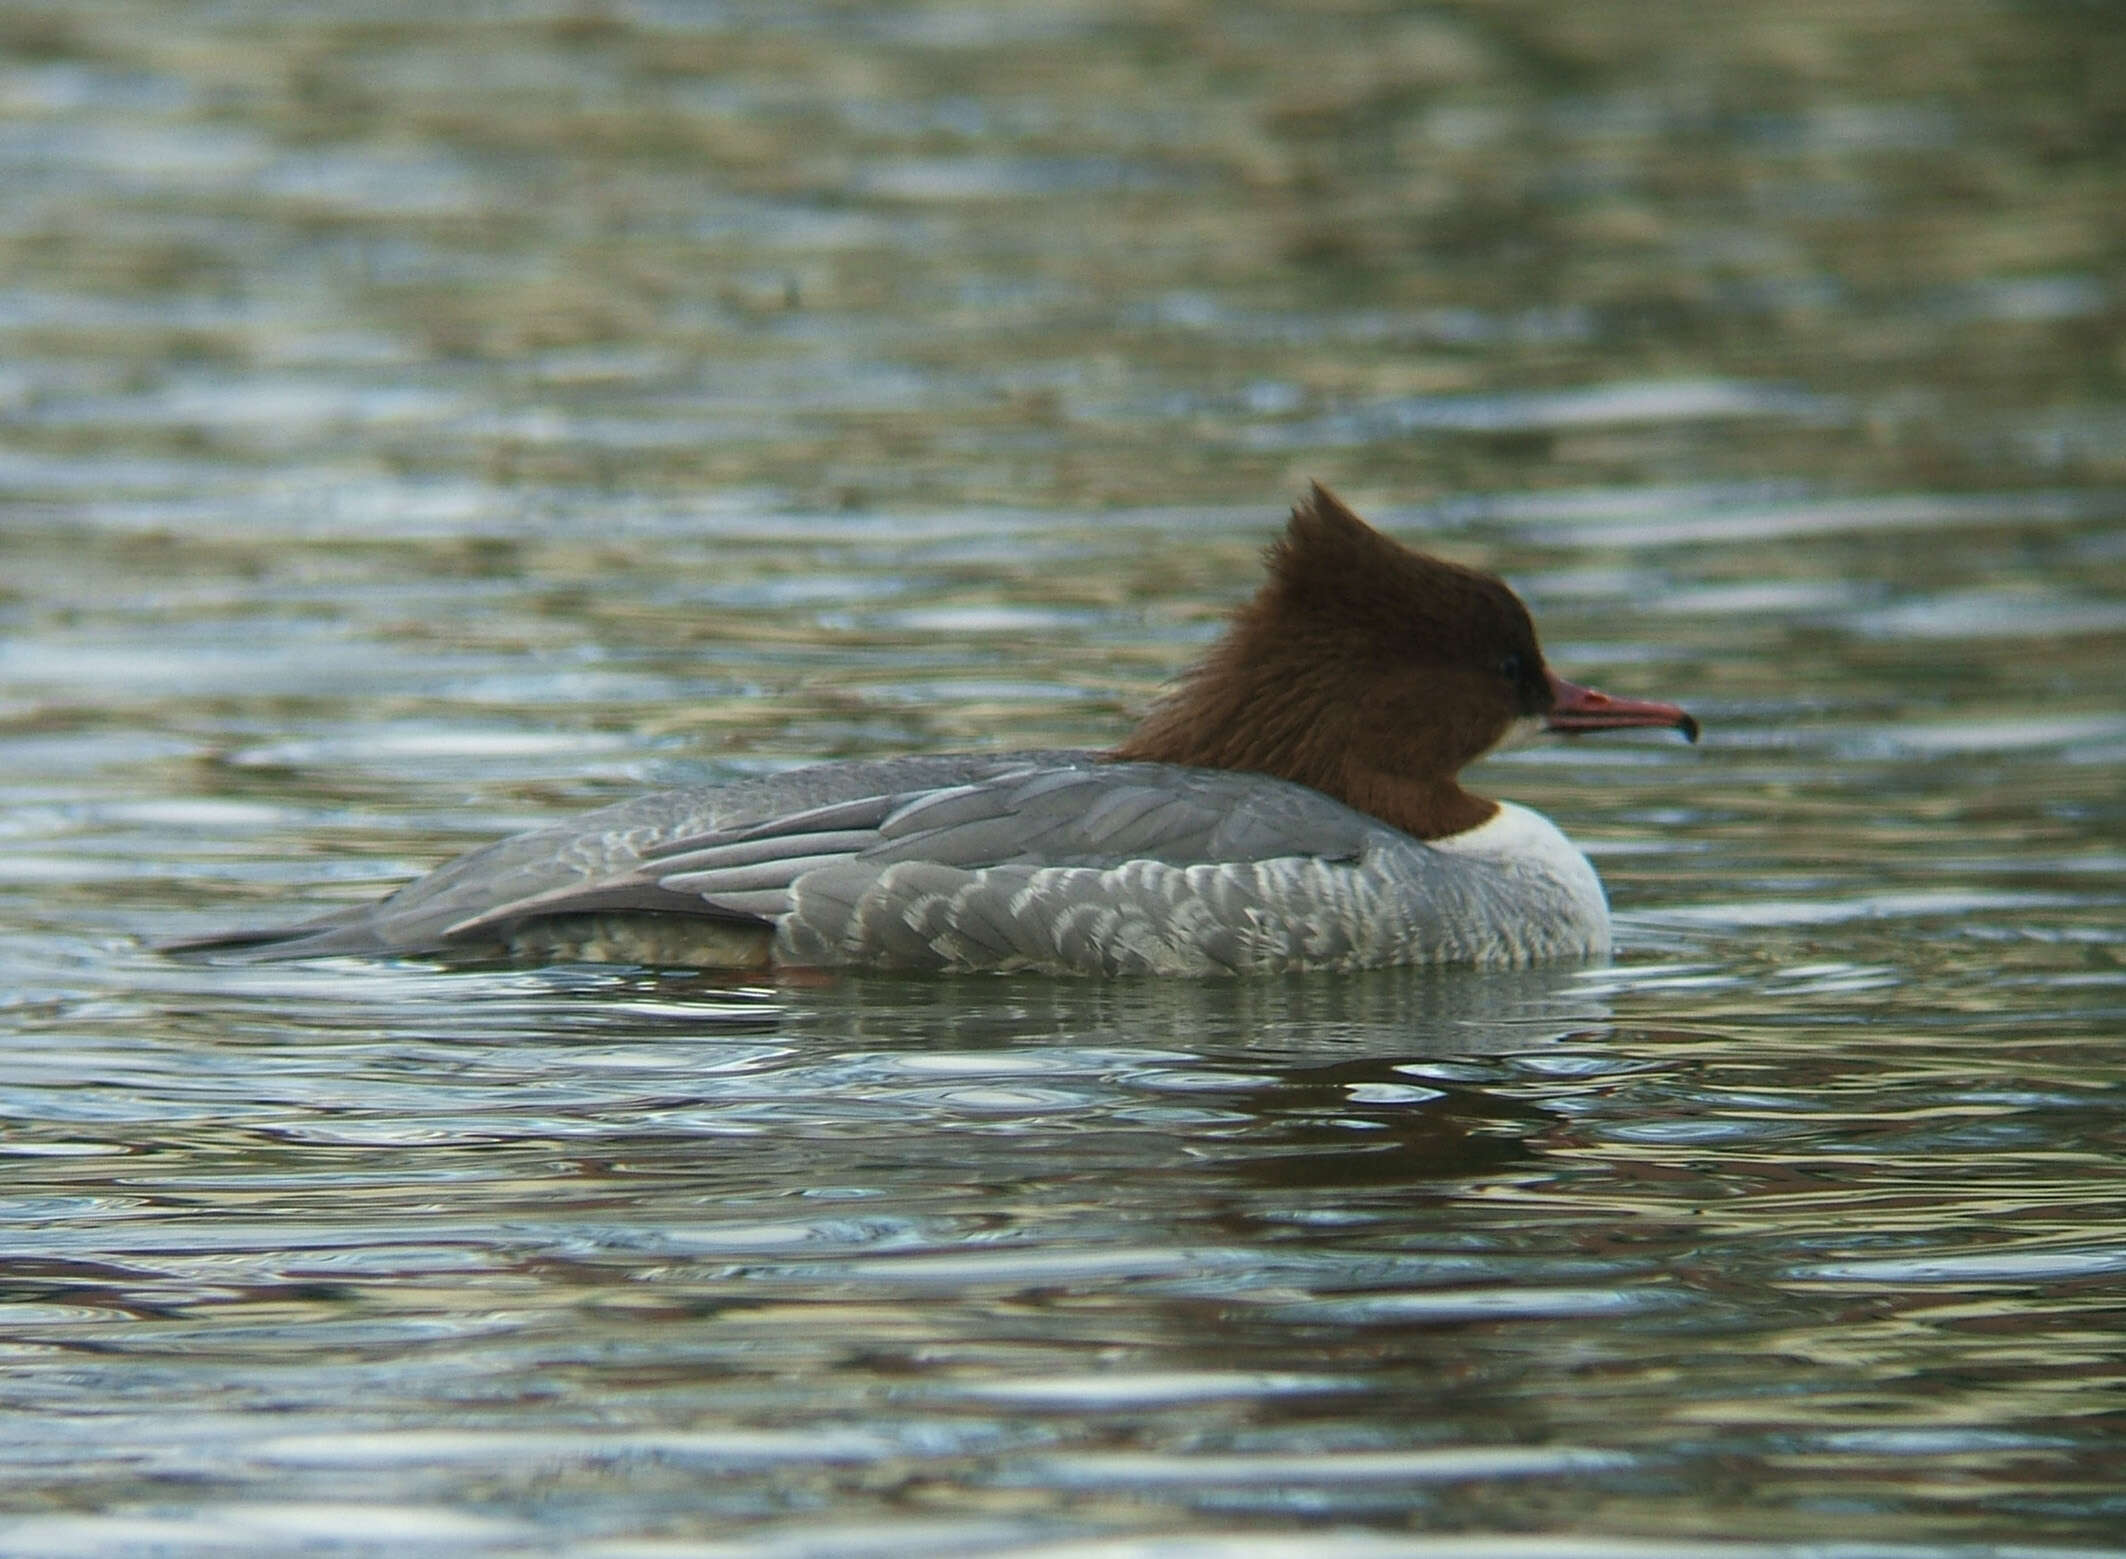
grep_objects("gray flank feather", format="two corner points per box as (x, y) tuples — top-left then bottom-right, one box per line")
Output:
(170, 747), (1609, 972)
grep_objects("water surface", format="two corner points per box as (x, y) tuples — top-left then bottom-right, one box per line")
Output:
(2, 3), (2123, 1554)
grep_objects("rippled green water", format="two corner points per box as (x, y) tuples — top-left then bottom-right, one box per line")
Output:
(2, 4), (2123, 1555)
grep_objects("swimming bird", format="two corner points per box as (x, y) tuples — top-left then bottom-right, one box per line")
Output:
(170, 485), (1696, 975)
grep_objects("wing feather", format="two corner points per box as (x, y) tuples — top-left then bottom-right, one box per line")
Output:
(173, 749), (1414, 965)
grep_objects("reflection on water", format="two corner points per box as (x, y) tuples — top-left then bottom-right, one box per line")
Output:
(3, 0), (2125, 1553)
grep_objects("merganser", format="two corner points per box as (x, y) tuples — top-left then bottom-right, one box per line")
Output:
(170, 486), (1697, 975)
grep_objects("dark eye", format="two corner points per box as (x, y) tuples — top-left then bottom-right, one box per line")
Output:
(1498, 652), (1526, 683)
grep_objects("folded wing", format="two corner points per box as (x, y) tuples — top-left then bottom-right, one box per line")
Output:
(167, 752), (1396, 966)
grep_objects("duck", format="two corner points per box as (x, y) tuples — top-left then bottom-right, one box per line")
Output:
(169, 485), (1697, 976)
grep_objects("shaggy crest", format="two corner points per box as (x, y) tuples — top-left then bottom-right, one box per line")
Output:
(1112, 483), (1554, 839)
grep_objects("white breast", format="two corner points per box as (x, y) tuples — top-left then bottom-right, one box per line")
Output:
(1423, 801), (1611, 960)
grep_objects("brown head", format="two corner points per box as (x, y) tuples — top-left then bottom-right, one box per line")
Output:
(1111, 484), (1697, 839)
